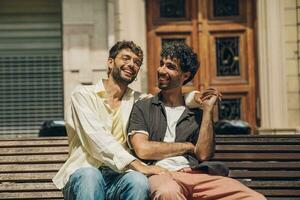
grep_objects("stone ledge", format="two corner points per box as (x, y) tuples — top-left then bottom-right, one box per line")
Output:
(258, 127), (300, 135)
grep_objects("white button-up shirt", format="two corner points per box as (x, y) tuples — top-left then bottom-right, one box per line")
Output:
(52, 79), (144, 189)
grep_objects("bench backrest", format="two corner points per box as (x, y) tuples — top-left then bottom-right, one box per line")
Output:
(214, 135), (300, 200)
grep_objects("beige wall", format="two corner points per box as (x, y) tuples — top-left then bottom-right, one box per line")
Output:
(257, 0), (289, 133)
(63, 0), (109, 110)
(256, 0), (300, 134)
(62, 0), (147, 112)
(114, 0), (147, 92)
(284, 0), (300, 128)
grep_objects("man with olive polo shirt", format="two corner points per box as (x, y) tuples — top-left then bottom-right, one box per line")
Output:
(127, 42), (266, 200)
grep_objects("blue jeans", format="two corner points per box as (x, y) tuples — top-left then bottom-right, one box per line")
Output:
(62, 167), (150, 200)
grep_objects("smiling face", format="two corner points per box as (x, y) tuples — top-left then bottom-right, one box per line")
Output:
(108, 48), (142, 85)
(157, 56), (190, 90)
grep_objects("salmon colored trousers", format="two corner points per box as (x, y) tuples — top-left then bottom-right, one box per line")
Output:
(149, 171), (266, 200)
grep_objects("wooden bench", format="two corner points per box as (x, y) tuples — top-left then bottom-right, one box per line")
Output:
(0, 135), (299, 200)
(0, 137), (68, 199)
(214, 135), (300, 200)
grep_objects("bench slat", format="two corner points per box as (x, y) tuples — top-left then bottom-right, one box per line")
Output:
(0, 154), (68, 164)
(230, 170), (300, 178)
(0, 146), (68, 155)
(0, 140), (68, 147)
(240, 180), (300, 188)
(0, 163), (63, 172)
(216, 136), (300, 144)
(222, 161), (300, 169)
(0, 137), (67, 141)
(0, 191), (63, 199)
(256, 189), (300, 196)
(0, 172), (56, 182)
(214, 153), (300, 160)
(216, 145), (300, 152)
(268, 198), (300, 200)
(216, 135), (300, 138)
(0, 182), (58, 191)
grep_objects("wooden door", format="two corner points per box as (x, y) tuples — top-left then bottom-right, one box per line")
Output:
(146, 0), (258, 132)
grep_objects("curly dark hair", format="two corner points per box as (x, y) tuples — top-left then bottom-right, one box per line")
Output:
(109, 40), (143, 64)
(161, 42), (200, 85)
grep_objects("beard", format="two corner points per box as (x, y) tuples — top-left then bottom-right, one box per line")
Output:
(111, 66), (136, 84)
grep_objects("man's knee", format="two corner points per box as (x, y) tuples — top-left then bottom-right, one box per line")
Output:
(221, 177), (266, 200)
(71, 167), (104, 186)
(255, 192), (267, 200)
(153, 184), (180, 198)
(70, 167), (105, 194)
(119, 171), (149, 199)
(123, 171), (149, 191)
(149, 177), (183, 199)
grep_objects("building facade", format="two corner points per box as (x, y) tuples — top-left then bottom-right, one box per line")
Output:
(0, 0), (299, 135)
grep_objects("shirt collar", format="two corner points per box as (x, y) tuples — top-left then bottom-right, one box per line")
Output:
(94, 79), (106, 95)
(151, 93), (163, 105)
(94, 79), (134, 99)
(151, 92), (195, 116)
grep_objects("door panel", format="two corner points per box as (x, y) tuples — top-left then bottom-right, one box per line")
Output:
(208, 0), (247, 21)
(209, 32), (248, 85)
(146, 0), (257, 132)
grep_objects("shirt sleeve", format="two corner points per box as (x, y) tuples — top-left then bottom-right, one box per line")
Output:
(127, 101), (150, 147)
(127, 101), (149, 134)
(127, 130), (149, 149)
(70, 88), (136, 171)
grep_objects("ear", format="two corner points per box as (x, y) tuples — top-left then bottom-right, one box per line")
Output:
(182, 71), (191, 83)
(107, 58), (114, 74)
(107, 58), (114, 67)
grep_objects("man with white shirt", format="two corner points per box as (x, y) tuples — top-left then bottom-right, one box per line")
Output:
(127, 42), (266, 200)
(53, 41), (167, 200)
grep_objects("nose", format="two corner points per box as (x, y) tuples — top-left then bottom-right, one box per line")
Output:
(127, 58), (140, 71)
(157, 65), (167, 74)
(127, 58), (134, 67)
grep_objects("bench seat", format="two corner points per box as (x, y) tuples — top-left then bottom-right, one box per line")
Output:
(214, 135), (300, 200)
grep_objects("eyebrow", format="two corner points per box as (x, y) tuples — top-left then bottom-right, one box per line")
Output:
(122, 54), (140, 60)
(161, 59), (177, 66)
